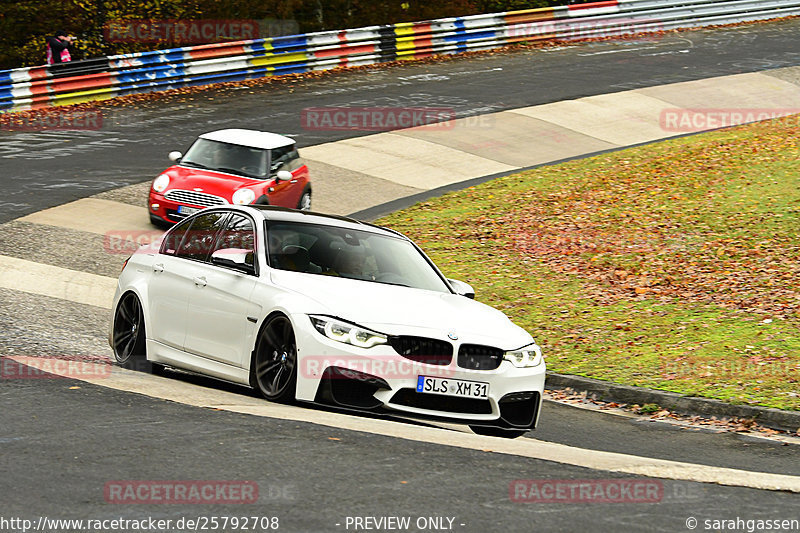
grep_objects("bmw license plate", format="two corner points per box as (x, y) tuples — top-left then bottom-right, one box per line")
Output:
(417, 376), (489, 399)
(177, 205), (200, 215)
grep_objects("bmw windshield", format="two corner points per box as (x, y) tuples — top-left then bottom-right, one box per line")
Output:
(266, 221), (451, 293)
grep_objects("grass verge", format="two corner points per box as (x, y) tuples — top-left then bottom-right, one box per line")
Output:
(378, 117), (800, 410)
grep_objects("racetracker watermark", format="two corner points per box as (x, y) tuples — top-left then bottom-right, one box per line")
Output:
(301, 107), (457, 131)
(661, 360), (797, 380)
(660, 108), (800, 132)
(302, 356), (456, 380)
(0, 108), (103, 131)
(104, 230), (164, 255)
(104, 19), (259, 43)
(0, 356), (110, 380)
(506, 17), (664, 42)
(510, 479), (663, 503)
(105, 481), (258, 504)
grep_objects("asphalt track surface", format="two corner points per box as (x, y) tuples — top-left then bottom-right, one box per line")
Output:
(3, 374), (800, 532)
(2, 19), (800, 533)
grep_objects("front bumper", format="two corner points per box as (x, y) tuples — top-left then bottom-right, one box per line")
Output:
(291, 314), (546, 429)
(149, 192), (207, 224)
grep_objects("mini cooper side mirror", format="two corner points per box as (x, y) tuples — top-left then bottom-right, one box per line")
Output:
(168, 151), (182, 162)
(275, 170), (293, 181)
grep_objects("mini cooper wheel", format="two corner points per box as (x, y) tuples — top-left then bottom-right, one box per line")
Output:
(469, 425), (527, 439)
(252, 315), (298, 402)
(112, 292), (147, 369)
(297, 190), (311, 211)
(149, 214), (171, 229)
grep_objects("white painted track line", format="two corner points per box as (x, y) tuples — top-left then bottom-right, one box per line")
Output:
(301, 132), (517, 189)
(0, 255), (116, 309)
(19, 198), (153, 235)
(511, 92), (672, 146)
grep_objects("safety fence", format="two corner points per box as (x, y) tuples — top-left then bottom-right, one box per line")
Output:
(2, 0), (800, 112)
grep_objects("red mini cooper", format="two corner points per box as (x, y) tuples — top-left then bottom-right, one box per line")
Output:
(148, 129), (311, 226)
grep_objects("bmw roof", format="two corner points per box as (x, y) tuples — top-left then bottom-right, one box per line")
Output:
(239, 205), (408, 239)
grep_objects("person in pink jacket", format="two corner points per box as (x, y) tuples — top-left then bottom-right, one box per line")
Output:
(46, 31), (76, 64)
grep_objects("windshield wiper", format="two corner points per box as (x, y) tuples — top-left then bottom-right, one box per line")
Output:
(375, 280), (410, 288)
(180, 161), (212, 170)
(216, 167), (259, 178)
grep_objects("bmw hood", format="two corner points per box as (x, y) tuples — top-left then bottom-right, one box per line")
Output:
(270, 270), (534, 348)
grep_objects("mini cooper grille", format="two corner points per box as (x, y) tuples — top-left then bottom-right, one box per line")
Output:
(457, 344), (504, 370)
(388, 336), (452, 366)
(391, 388), (492, 414)
(164, 190), (227, 207)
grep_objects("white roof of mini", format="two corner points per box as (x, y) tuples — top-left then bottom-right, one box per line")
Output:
(198, 129), (295, 150)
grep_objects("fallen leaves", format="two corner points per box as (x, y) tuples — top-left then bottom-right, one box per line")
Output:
(498, 122), (800, 317)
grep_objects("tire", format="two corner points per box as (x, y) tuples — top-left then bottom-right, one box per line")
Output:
(150, 214), (170, 229)
(112, 292), (149, 371)
(297, 189), (311, 211)
(469, 425), (528, 439)
(251, 314), (298, 402)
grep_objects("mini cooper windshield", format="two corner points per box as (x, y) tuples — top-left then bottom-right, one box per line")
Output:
(181, 138), (270, 179)
(267, 221), (451, 293)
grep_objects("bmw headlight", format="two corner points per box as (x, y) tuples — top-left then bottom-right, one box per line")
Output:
(505, 343), (543, 368)
(152, 174), (170, 193)
(309, 316), (387, 349)
(232, 188), (256, 205)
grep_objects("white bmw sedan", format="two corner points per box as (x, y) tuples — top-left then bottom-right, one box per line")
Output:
(110, 206), (545, 437)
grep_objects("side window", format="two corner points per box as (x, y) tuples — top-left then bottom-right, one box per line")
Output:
(160, 218), (192, 256)
(210, 214), (257, 273)
(175, 211), (228, 262)
(270, 144), (300, 173)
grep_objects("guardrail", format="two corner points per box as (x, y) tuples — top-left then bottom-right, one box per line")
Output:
(3, 0), (800, 112)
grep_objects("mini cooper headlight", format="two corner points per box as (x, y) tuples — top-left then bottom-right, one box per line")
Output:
(505, 344), (543, 368)
(309, 316), (387, 349)
(152, 174), (170, 193)
(232, 188), (256, 205)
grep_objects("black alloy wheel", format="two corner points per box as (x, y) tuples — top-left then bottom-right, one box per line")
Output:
(112, 292), (146, 368)
(252, 315), (298, 402)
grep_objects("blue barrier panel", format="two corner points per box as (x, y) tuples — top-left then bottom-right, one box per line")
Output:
(185, 70), (255, 86)
(271, 63), (311, 75)
(269, 35), (310, 53)
(115, 65), (186, 85)
(112, 49), (186, 68)
(448, 20), (469, 52)
(116, 78), (187, 95)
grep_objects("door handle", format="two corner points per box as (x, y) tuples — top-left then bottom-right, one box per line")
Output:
(193, 276), (207, 287)
(153, 263), (164, 273)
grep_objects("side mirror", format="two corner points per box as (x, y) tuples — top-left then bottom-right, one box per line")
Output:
(448, 279), (475, 299)
(211, 248), (255, 274)
(275, 170), (293, 182)
(168, 151), (182, 162)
